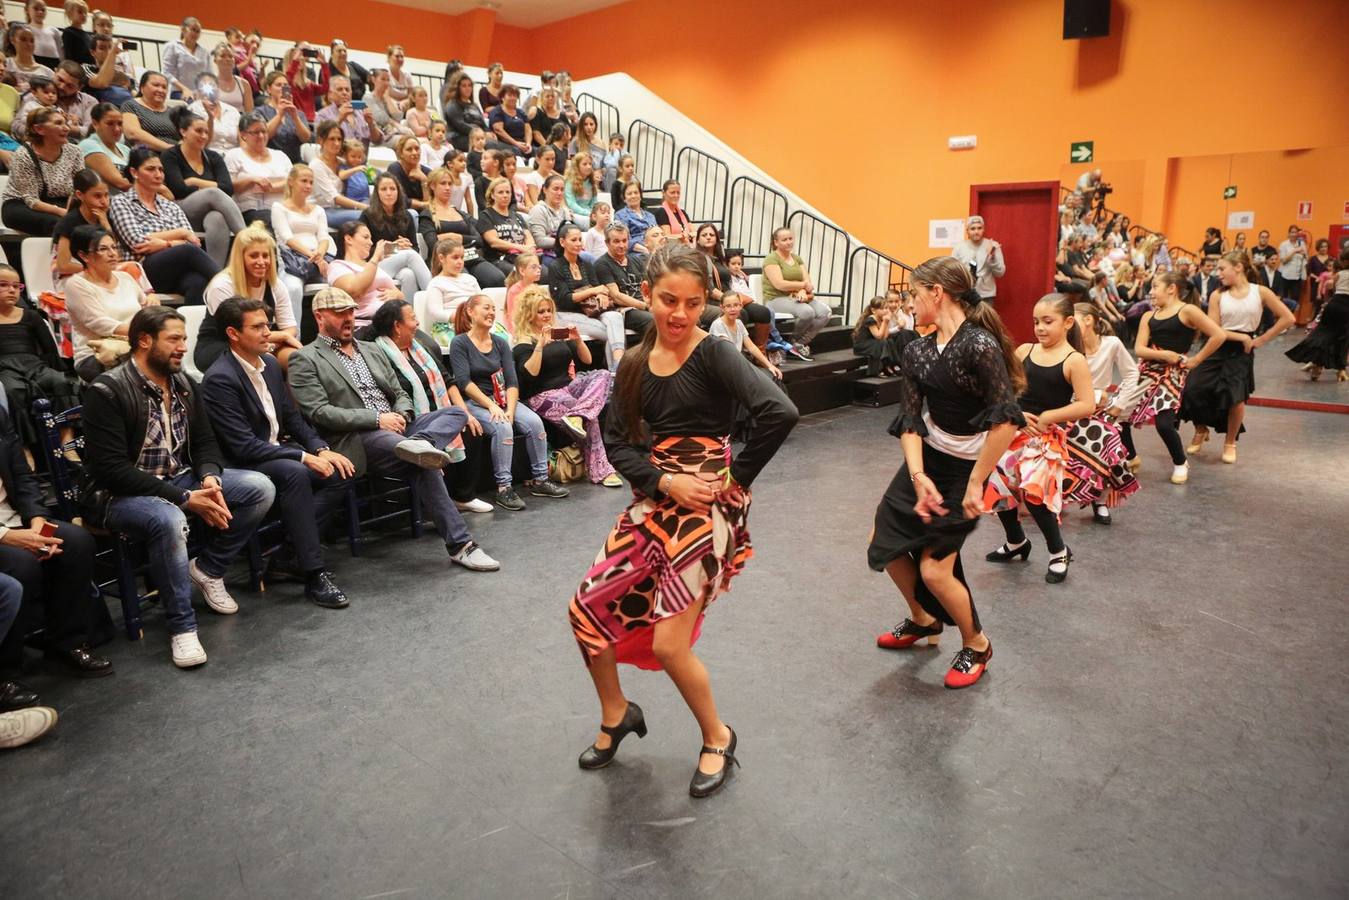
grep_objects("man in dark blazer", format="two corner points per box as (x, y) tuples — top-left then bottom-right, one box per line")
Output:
(1191, 257), (1223, 309)
(0, 404), (112, 698)
(201, 298), (353, 609)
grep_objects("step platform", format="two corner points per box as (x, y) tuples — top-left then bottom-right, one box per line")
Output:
(779, 349), (867, 415)
(852, 375), (905, 407)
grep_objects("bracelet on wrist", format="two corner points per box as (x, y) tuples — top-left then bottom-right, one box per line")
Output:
(909, 470), (925, 484)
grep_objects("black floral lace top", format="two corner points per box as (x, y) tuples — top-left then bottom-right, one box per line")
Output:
(889, 321), (1024, 438)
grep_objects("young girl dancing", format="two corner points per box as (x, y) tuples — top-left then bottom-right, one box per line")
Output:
(1181, 250), (1295, 464)
(1118, 273), (1226, 484)
(870, 257), (1023, 690)
(982, 294), (1096, 583)
(1066, 302), (1140, 524)
(569, 244), (798, 797)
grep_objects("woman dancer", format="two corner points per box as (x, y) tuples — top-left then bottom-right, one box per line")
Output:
(982, 294), (1095, 583)
(569, 244), (797, 797)
(1181, 250), (1294, 464)
(1066, 303), (1140, 524)
(1120, 272), (1226, 484)
(1286, 247), (1349, 381)
(870, 257), (1022, 689)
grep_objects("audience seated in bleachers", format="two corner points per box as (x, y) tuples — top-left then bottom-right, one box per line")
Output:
(197, 223), (300, 371)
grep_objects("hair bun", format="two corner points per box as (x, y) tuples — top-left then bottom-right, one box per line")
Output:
(960, 287), (982, 304)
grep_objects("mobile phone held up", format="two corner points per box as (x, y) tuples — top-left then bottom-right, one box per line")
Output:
(301, 47), (320, 59)
(351, 99), (367, 110)
(121, 39), (139, 51)
(550, 327), (570, 340)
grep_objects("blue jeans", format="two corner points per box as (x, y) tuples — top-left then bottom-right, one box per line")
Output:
(324, 208), (363, 227)
(0, 573), (19, 646)
(466, 401), (548, 486)
(359, 406), (471, 546)
(105, 469), (276, 635)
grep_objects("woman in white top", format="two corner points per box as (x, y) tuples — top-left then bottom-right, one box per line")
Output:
(423, 235), (483, 341)
(188, 73), (241, 153)
(1180, 250), (1295, 463)
(311, 120), (365, 227)
(1066, 302), (1141, 524)
(4, 23), (54, 93)
(271, 164), (332, 286)
(65, 224), (153, 381)
(162, 17), (209, 100)
(385, 45), (413, 106)
(197, 223), (300, 371)
(22, 1), (62, 59)
(444, 148), (475, 216)
(207, 42), (253, 114)
(517, 144), (557, 211)
(226, 111), (291, 226)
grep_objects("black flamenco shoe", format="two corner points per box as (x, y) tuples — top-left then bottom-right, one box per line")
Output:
(1092, 504), (1112, 525)
(985, 539), (1032, 562)
(1045, 548), (1073, 584)
(577, 702), (647, 770)
(689, 727), (739, 799)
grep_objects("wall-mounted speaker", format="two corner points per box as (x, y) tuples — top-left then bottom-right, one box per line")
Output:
(1064, 0), (1110, 39)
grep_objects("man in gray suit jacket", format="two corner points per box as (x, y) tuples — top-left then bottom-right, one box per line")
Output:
(287, 288), (499, 572)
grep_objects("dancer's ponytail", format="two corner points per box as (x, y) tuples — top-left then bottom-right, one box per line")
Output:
(912, 255), (1026, 393)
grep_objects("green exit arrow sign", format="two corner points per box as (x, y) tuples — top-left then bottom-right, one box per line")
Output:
(1070, 141), (1094, 163)
(1223, 185), (1237, 199)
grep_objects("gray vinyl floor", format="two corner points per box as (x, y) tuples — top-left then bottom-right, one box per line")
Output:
(2, 398), (1347, 899)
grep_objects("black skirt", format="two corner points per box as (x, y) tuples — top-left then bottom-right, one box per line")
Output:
(868, 445), (981, 628)
(1179, 337), (1255, 435)
(1286, 294), (1349, 370)
(853, 330), (918, 377)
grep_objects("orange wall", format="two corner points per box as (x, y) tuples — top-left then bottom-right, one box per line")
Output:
(104, 0), (1349, 265)
(539, 0), (1349, 264)
(103, 0), (538, 70)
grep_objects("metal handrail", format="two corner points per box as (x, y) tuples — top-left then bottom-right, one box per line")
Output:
(675, 146), (728, 229)
(786, 209), (849, 313)
(844, 246), (912, 321)
(725, 176), (788, 267)
(626, 119), (676, 201)
(575, 93), (621, 145)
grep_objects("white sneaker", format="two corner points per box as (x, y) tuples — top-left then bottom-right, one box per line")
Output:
(455, 497), (494, 513)
(189, 559), (238, 614)
(1170, 463), (1189, 484)
(448, 540), (500, 572)
(170, 630), (208, 668)
(0, 706), (58, 749)
(395, 438), (453, 469)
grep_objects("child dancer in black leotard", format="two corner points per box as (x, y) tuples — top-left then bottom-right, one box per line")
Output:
(1118, 272), (1227, 484)
(983, 294), (1095, 583)
(869, 257), (1024, 690)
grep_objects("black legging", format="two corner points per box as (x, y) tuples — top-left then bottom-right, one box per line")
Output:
(139, 243), (217, 306)
(1, 199), (64, 236)
(998, 504), (1065, 555)
(1119, 411), (1186, 465)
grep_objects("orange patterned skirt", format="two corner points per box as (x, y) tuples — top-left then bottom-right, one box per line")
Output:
(568, 436), (751, 670)
(982, 426), (1070, 516)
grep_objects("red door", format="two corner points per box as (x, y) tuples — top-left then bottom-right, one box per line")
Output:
(969, 181), (1060, 344)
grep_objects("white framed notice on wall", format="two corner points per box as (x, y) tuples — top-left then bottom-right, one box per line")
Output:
(929, 219), (965, 249)
(1227, 211), (1255, 230)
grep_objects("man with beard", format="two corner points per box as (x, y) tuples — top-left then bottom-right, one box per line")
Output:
(287, 288), (499, 572)
(82, 307), (276, 668)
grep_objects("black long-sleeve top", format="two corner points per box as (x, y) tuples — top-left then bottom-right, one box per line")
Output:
(512, 338), (579, 400)
(417, 210), (486, 261)
(0, 407), (48, 524)
(603, 336), (798, 498)
(548, 254), (599, 314)
(444, 100), (487, 150)
(359, 207), (417, 246)
(890, 320), (1024, 439)
(161, 143), (234, 200)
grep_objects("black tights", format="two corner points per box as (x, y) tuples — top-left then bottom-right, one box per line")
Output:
(998, 504), (1065, 555)
(1120, 412), (1186, 465)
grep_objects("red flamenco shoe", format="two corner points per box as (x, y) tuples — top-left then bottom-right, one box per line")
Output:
(877, 618), (943, 650)
(944, 642), (992, 689)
